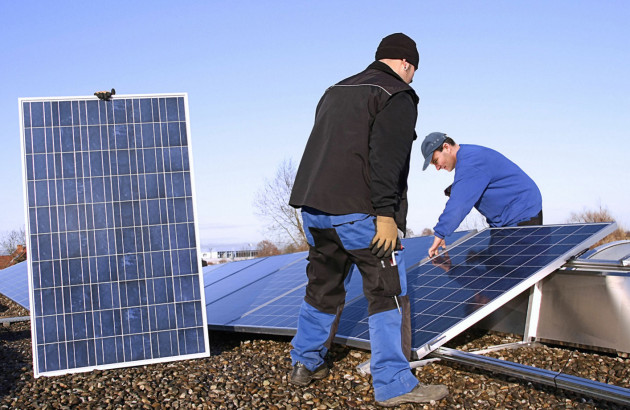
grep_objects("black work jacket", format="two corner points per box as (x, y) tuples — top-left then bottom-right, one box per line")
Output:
(289, 61), (419, 231)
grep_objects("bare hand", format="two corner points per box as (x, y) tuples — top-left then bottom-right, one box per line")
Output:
(428, 236), (446, 258)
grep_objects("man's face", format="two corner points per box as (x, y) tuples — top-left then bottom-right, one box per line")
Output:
(430, 144), (456, 172)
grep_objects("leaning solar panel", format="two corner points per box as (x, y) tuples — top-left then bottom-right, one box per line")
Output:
(20, 94), (210, 377)
(335, 223), (615, 350)
(409, 222), (616, 358)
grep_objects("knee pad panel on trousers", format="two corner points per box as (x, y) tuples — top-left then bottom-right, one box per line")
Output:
(304, 227), (353, 314)
(347, 248), (403, 315)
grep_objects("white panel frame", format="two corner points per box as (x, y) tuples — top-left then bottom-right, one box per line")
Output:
(19, 93), (211, 377)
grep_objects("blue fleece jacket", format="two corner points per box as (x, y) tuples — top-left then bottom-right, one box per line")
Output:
(433, 144), (542, 239)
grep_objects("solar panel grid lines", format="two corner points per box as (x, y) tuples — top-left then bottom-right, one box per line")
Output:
(410, 222), (617, 359)
(203, 257), (271, 288)
(19, 94), (210, 377)
(205, 252), (308, 326)
(205, 234), (475, 340)
(330, 231), (477, 349)
(0, 261), (30, 309)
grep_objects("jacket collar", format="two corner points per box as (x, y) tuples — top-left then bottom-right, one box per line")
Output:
(367, 60), (406, 83)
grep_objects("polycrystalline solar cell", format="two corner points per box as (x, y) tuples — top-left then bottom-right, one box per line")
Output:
(0, 262), (30, 309)
(333, 230), (474, 347)
(207, 255), (308, 329)
(203, 257), (262, 287)
(20, 94), (210, 377)
(409, 223), (615, 358)
(332, 224), (615, 349)
(205, 252), (305, 307)
(209, 233), (472, 337)
(223, 258), (366, 332)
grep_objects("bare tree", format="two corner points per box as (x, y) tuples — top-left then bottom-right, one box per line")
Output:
(1, 227), (26, 255)
(256, 240), (281, 257)
(420, 228), (433, 237)
(253, 159), (308, 250)
(568, 204), (615, 223)
(568, 205), (629, 246)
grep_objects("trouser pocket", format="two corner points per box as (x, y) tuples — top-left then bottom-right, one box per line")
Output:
(378, 264), (401, 297)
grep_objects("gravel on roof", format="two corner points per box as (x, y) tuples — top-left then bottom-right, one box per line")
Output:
(1, 292), (628, 409)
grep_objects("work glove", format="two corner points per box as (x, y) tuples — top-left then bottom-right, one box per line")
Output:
(370, 215), (398, 259)
(94, 88), (116, 101)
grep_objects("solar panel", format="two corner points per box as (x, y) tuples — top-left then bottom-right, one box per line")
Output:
(329, 224), (615, 350)
(0, 261), (30, 309)
(408, 223), (616, 358)
(206, 232), (473, 335)
(20, 94), (210, 377)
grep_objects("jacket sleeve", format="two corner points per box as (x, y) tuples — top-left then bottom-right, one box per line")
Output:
(368, 92), (417, 216)
(433, 166), (491, 239)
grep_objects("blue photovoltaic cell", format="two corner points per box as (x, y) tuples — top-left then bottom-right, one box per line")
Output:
(205, 233), (472, 335)
(0, 262), (30, 309)
(207, 254), (308, 327)
(20, 94), (209, 377)
(334, 223), (615, 351)
(407, 223), (615, 357)
(204, 253), (302, 290)
(205, 252), (305, 306)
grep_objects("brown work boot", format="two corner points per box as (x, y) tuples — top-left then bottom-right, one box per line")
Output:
(289, 362), (329, 386)
(375, 383), (449, 407)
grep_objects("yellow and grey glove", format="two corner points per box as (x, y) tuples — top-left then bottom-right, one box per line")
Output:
(370, 215), (398, 258)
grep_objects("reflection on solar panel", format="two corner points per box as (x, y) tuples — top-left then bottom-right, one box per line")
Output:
(204, 224), (614, 357)
(334, 230), (473, 347)
(20, 94), (210, 377)
(205, 232), (472, 335)
(408, 223), (615, 358)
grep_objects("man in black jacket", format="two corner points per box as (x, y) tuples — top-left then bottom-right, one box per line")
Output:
(288, 33), (448, 407)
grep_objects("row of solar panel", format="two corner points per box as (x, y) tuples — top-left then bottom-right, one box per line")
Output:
(29, 222), (196, 261)
(30, 249), (199, 289)
(24, 124), (189, 157)
(202, 223), (614, 356)
(27, 173), (193, 208)
(1, 223), (615, 370)
(28, 198), (195, 234)
(23, 98), (186, 129)
(25, 148), (191, 181)
(36, 324), (206, 373)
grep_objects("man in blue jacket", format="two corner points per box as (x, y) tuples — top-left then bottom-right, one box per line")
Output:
(421, 132), (542, 257)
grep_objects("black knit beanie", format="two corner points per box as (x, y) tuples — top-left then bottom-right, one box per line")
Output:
(375, 33), (419, 69)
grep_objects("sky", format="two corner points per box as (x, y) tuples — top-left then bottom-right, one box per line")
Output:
(1, 1), (628, 250)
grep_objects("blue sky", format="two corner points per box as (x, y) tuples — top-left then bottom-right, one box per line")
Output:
(1, 1), (628, 249)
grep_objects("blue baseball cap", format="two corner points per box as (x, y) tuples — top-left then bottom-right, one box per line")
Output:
(421, 132), (448, 170)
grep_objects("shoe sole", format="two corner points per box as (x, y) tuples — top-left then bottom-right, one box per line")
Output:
(375, 386), (449, 407)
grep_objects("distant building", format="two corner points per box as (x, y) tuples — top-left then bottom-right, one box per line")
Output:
(201, 248), (259, 264)
(0, 244), (27, 270)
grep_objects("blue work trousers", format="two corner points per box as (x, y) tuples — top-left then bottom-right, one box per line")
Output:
(290, 207), (419, 401)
